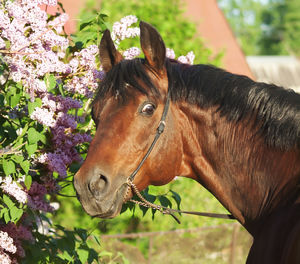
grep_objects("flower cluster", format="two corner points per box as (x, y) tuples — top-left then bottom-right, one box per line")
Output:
(111, 15), (140, 46)
(1, 223), (33, 261)
(123, 47), (141, 60)
(64, 45), (103, 97)
(0, 176), (27, 204)
(1, 0), (71, 100)
(0, 231), (17, 264)
(178, 51), (195, 65)
(27, 182), (54, 212)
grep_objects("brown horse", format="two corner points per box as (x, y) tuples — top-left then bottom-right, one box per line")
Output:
(74, 22), (300, 263)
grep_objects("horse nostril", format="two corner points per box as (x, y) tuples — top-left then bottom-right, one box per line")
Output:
(88, 174), (108, 198)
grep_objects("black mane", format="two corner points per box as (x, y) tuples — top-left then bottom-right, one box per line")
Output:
(94, 58), (300, 150)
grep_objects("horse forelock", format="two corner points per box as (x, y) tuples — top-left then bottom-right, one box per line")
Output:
(93, 58), (160, 107)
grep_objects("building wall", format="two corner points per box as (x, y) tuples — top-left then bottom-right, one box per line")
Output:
(184, 0), (254, 78)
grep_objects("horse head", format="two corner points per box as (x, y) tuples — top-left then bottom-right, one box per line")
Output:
(74, 22), (182, 218)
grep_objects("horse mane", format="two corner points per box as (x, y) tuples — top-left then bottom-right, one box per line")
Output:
(94, 58), (300, 150)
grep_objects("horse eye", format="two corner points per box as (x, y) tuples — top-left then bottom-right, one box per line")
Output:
(141, 103), (156, 116)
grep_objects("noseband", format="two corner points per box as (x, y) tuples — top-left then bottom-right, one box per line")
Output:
(125, 90), (234, 224)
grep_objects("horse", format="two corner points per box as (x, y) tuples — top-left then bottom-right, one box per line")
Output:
(74, 21), (300, 263)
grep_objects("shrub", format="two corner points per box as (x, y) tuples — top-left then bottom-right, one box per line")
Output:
(0, 0), (202, 262)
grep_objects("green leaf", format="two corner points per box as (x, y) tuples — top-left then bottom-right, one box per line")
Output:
(9, 89), (22, 108)
(11, 155), (23, 164)
(28, 98), (42, 115)
(24, 175), (32, 190)
(58, 83), (65, 97)
(20, 160), (30, 174)
(10, 206), (23, 223)
(38, 133), (47, 144)
(80, 20), (94, 31)
(0, 94), (5, 107)
(158, 196), (172, 208)
(3, 159), (16, 175)
(3, 194), (15, 209)
(143, 192), (156, 203)
(25, 143), (37, 156)
(3, 208), (10, 223)
(77, 247), (89, 264)
(75, 228), (88, 242)
(27, 127), (40, 144)
(93, 235), (101, 246)
(57, 251), (73, 262)
(170, 190), (182, 210)
(44, 74), (57, 92)
(88, 248), (99, 264)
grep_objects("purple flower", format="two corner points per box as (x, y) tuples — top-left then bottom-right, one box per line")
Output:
(27, 182), (54, 212)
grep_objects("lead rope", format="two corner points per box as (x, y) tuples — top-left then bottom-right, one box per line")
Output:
(126, 179), (235, 224)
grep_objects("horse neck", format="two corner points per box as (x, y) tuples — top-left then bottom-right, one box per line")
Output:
(176, 102), (300, 231)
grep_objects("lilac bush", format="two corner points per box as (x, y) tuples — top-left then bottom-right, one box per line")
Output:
(0, 1), (195, 262)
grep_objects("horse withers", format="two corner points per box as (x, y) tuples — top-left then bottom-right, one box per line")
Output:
(74, 22), (300, 263)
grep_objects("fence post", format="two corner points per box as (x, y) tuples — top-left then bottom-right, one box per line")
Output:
(229, 223), (239, 264)
(148, 236), (153, 264)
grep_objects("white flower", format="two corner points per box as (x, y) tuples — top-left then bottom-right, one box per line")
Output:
(166, 48), (176, 59)
(123, 47), (140, 59)
(0, 176), (28, 204)
(0, 231), (16, 254)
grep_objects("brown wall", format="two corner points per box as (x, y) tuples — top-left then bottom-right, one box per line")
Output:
(184, 0), (254, 78)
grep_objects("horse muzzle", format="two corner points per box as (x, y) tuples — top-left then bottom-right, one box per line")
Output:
(74, 169), (129, 218)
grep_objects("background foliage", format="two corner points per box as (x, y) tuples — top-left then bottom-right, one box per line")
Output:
(218, 0), (300, 56)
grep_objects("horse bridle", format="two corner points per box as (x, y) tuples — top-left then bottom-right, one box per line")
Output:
(125, 90), (235, 224)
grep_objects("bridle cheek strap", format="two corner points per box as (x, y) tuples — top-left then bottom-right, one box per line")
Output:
(126, 91), (235, 223)
(128, 92), (171, 182)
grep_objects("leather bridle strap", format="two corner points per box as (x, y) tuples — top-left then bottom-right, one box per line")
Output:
(128, 91), (171, 182)
(126, 90), (235, 224)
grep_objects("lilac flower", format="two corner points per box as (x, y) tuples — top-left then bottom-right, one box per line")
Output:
(0, 231), (17, 254)
(178, 51), (195, 65)
(0, 9), (11, 30)
(1, 222), (33, 259)
(56, 112), (77, 130)
(0, 37), (5, 49)
(123, 47), (141, 59)
(166, 48), (176, 59)
(111, 15), (140, 46)
(48, 13), (69, 34)
(30, 107), (56, 127)
(27, 182), (54, 212)
(0, 251), (12, 264)
(0, 176), (28, 204)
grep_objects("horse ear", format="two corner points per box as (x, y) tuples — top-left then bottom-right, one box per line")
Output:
(140, 21), (166, 75)
(99, 29), (123, 72)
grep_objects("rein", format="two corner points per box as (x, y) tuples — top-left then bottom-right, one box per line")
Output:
(126, 91), (235, 224)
